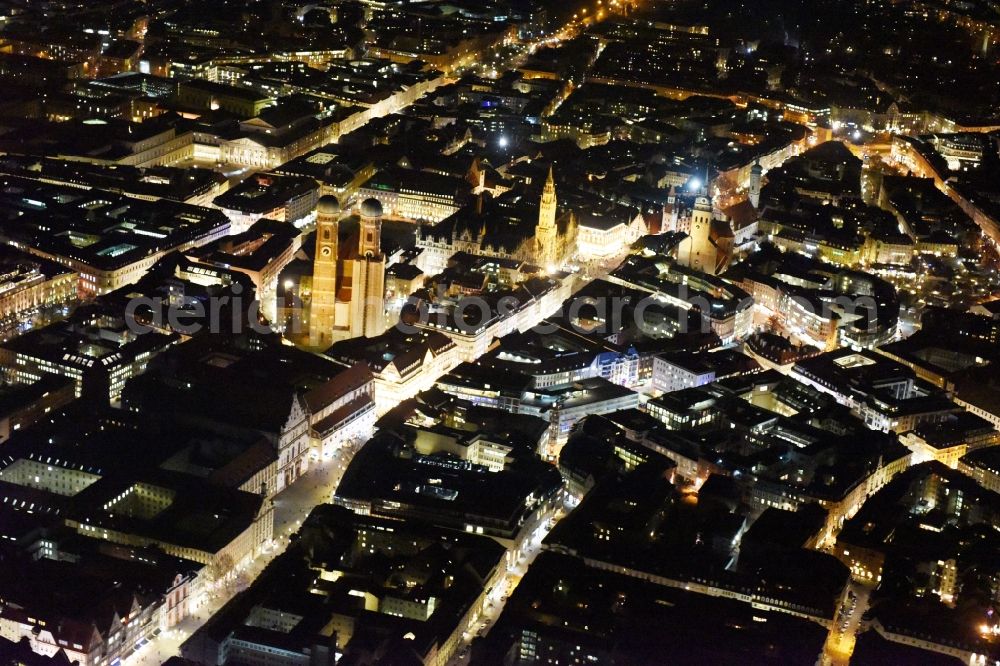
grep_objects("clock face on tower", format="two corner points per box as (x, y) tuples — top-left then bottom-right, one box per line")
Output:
(321, 246), (332, 257)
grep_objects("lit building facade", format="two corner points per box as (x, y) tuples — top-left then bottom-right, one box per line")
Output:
(303, 196), (387, 349)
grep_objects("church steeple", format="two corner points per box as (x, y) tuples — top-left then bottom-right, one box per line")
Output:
(536, 164), (559, 268)
(539, 165), (557, 229)
(309, 196), (341, 348)
(351, 198), (387, 338)
(749, 161), (763, 209)
(359, 198), (383, 257)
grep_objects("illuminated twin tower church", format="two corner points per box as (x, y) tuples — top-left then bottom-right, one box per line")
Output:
(291, 167), (576, 349)
(299, 195), (387, 349)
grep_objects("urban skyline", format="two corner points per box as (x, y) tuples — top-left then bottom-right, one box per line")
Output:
(0, 0), (999, 665)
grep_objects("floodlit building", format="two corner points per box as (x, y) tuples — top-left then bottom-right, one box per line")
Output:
(295, 195), (387, 348)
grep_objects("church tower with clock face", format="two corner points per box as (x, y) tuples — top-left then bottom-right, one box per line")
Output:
(688, 196), (713, 273)
(349, 198), (387, 338)
(535, 165), (559, 270)
(309, 195), (340, 347)
(676, 195), (719, 275)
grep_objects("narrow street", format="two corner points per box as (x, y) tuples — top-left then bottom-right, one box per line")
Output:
(818, 581), (873, 666)
(448, 492), (579, 664)
(128, 443), (358, 664)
